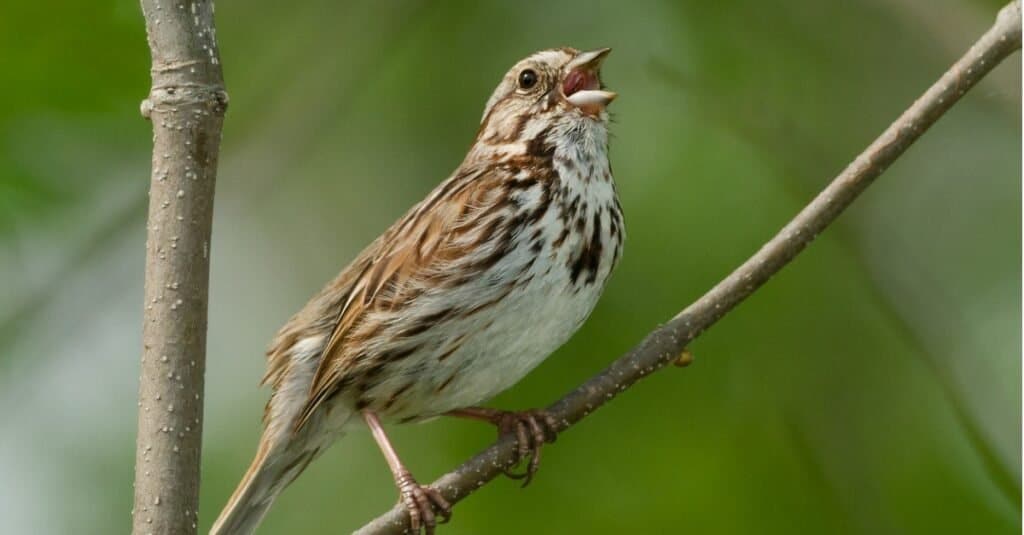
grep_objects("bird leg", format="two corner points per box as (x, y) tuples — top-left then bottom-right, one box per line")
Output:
(446, 407), (558, 487)
(363, 411), (451, 534)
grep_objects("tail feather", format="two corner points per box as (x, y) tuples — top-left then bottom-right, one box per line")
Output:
(210, 441), (317, 535)
(214, 333), (352, 534)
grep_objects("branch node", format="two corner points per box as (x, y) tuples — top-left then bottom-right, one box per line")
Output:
(147, 85), (229, 116)
(674, 349), (695, 368)
(141, 98), (155, 120)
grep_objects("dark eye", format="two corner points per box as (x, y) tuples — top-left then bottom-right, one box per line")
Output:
(518, 69), (538, 90)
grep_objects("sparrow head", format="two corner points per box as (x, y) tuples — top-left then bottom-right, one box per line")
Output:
(477, 47), (616, 145)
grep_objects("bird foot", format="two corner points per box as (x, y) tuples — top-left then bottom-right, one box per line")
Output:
(395, 471), (451, 535)
(448, 407), (559, 487)
(496, 409), (559, 486)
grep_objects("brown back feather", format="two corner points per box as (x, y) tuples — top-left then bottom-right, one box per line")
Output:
(290, 167), (491, 430)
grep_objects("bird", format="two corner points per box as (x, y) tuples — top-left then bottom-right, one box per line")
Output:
(211, 47), (623, 535)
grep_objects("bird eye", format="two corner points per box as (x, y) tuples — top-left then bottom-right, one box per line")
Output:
(518, 69), (538, 90)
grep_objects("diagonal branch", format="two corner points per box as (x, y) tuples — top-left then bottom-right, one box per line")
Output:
(356, 2), (1022, 533)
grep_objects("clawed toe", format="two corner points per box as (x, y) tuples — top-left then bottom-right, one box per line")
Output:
(495, 410), (559, 487)
(424, 486), (452, 523)
(398, 475), (451, 534)
(446, 407), (561, 488)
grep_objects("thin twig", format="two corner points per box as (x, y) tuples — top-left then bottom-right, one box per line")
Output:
(355, 2), (1022, 533)
(131, 1), (228, 534)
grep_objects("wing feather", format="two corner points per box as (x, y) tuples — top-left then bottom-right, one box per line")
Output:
(290, 167), (494, 430)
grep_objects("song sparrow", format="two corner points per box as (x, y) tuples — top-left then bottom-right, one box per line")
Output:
(212, 47), (622, 535)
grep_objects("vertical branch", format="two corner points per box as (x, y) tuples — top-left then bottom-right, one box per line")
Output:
(132, 1), (227, 534)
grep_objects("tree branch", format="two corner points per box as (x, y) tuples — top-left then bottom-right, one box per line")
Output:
(355, 2), (1022, 533)
(131, 1), (227, 534)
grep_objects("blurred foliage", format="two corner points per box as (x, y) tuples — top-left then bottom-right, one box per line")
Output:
(0, 1), (1019, 534)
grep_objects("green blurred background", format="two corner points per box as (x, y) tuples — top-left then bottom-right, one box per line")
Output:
(1, 0), (1020, 533)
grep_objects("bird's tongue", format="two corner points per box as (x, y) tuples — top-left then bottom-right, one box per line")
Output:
(563, 69), (596, 97)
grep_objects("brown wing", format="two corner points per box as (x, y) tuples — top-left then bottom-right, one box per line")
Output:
(290, 167), (500, 430)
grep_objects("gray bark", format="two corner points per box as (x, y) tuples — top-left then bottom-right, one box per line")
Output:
(131, 1), (227, 533)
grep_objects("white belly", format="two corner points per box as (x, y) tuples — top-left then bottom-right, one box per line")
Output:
(380, 177), (622, 421)
(433, 256), (607, 411)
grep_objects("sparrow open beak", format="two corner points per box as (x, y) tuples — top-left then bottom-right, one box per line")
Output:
(563, 48), (617, 114)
